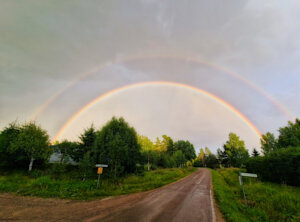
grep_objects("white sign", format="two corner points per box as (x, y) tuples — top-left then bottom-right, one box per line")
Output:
(240, 172), (257, 178)
(96, 164), (108, 168)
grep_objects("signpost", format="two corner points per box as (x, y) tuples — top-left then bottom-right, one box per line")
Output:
(239, 172), (257, 207)
(96, 164), (108, 188)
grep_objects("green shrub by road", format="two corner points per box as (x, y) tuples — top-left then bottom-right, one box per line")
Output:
(0, 167), (196, 200)
(212, 168), (300, 222)
(245, 147), (300, 186)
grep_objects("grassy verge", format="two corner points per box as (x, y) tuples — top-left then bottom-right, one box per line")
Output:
(0, 167), (196, 200)
(211, 168), (300, 222)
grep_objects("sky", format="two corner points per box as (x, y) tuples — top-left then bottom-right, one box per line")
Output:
(1, 0), (300, 154)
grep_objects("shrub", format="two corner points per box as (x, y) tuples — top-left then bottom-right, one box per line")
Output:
(245, 147), (300, 186)
(50, 163), (67, 179)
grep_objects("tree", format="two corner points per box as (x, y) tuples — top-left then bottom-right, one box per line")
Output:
(154, 137), (164, 152)
(205, 153), (218, 169)
(205, 147), (212, 155)
(173, 150), (186, 167)
(277, 119), (300, 148)
(10, 122), (51, 172)
(252, 148), (260, 157)
(197, 148), (205, 166)
(78, 151), (93, 181)
(260, 132), (278, 155)
(94, 117), (141, 180)
(173, 140), (196, 161)
(74, 125), (97, 162)
(222, 133), (249, 167)
(161, 135), (174, 155)
(0, 122), (24, 167)
(138, 135), (154, 171)
(79, 125), (96, 150)
(217, 148), (228, 167)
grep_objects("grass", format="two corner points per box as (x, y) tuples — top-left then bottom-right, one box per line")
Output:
(211, 168), (300, 222)
(0, 167), (196, 200)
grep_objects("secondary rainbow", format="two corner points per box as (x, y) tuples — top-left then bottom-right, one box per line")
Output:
(31, 53), (294, 121)
(52, 81), (262, 143)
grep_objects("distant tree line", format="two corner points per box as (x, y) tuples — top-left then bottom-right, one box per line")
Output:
(1, 117), (299, 185)
(191, 132), (250, 169)
(0, 117), (196, 181)
(193, 118), (300, 186)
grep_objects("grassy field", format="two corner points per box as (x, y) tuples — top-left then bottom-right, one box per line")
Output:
(0, 167), (196, 200)
(211, 168), (300, 222)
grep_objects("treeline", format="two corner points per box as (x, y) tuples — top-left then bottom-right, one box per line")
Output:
(1, 116), (299, 185)
(246, 119), (300, 186)
(192, 132), (250, 169)
(0, 117), (196, 181)
(193, 119), (300, 187)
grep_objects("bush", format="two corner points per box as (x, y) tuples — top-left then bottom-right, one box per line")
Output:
(193, 159), (201, 167)
(245, 147), (300, 186)
(49, 163), (67, 179)
(29, 169), (45, 178)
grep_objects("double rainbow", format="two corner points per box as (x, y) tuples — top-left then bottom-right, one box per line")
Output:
(28, 53), (293, 143)
(32, 54), (294, 121)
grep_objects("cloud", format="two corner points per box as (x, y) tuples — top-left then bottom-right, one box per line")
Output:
(0, 0), (299, 153)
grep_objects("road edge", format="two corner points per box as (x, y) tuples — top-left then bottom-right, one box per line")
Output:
(210, 170), (226, 222)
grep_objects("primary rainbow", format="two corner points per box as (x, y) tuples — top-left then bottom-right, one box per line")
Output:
(31, 53), (294, 121)
(52, 81), (262, 143)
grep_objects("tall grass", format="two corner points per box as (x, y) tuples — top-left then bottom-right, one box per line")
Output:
(211, 168), (300, 222)
(0, 167), (196, 200)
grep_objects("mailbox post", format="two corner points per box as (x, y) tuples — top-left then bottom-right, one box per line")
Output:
(96, 164), (108, 188)
(239, 172), (257, 207)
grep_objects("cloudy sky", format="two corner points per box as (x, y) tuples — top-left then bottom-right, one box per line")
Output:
(1, 0), (300, 153)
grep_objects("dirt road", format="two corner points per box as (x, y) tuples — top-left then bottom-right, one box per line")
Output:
(0, 168), (223, 222)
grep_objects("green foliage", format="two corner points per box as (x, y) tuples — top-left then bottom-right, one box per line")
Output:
(194, 147), (218, 168)
(0, 122), (25, 168)
(212, 168), (300, 222)
(278, 119), (300, 148)
(0, 167), (196, 200)
(260, 119), (300, 155)
(94, 117), (141, 180)
(138, 135), (155, 170)
(218, 133), (249, 167)
(154, 137), (164, 152)
(260, 132), (278, 155)
(173, 140), (196, 161)
(245, 147), (300, 186)
(78, 152), (94, 180)
(162, 135), (175, 155)
(193, 158), (202, 167)
(54, 140), (78, 164)
(69, 125), (96, 162)
(173, 150), (186, 167)
(9, 122), (52, 171)
(29, 169), (45, 179)
(197, 148), (206, 166)
(251, 148), (260, 157)
(137, 135), (154, 152)
(49, 163), (67, 179)
(205, 153), (218, 169)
